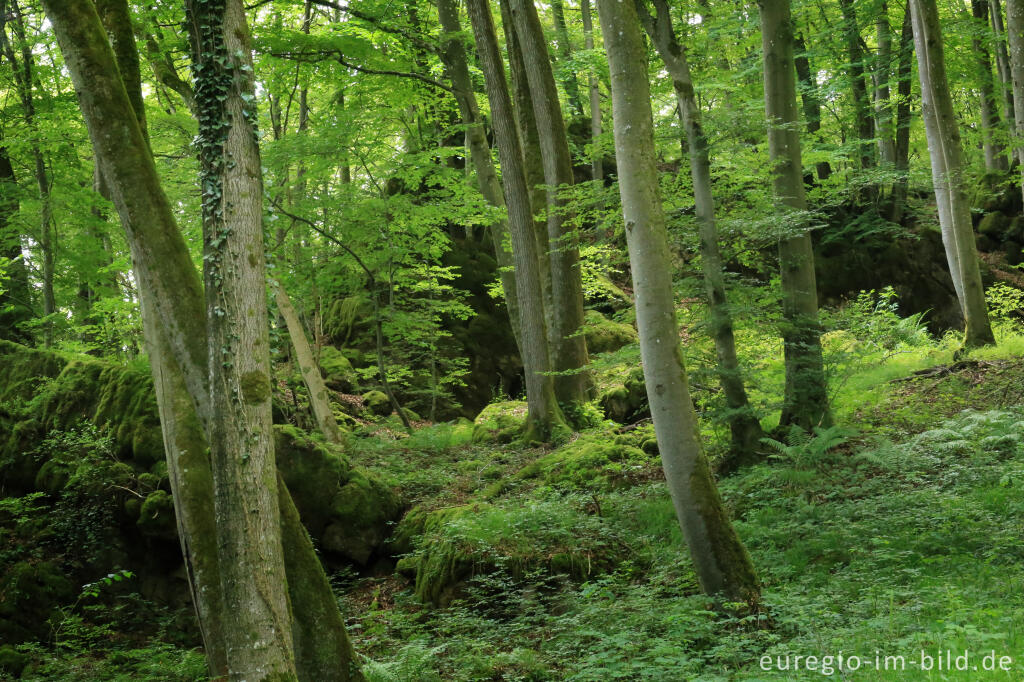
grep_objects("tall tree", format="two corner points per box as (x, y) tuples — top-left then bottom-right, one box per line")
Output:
(992, 0), (1017, 143)
(793, 33), (832, 182)
(598, 0), (759, 603)
(550, 0), (584, 118)
(838, 0), (875, 172)
(911, 0), (996, 348)
(758, 0), (833, 431)
(0, 146), (31, 343)
(466, 0), (568, 442)
(636, 0), (765, 471)
(42, 0), (365, 678)
(507, 0), (592, 407)
(891, 1), (914, 223)
(874, 3), (897, 167)
(972, 0), (1009, 170)
(580, 0), (603, 182)
(1007, 0), (1024, 191)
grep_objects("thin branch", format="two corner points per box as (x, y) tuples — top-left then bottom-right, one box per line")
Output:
(308, 0), (439, 53)
(267, 196), (376, 283)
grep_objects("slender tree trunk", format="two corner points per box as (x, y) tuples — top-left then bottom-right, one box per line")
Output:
(598, 0), (759, 603)
(758, 0), (833, 431)
(466, 0), (568, 442)
(793, 34), (832, 182)
(992, 0), (1017, 152)
(838, 0), (876, 172)
(874, 4), (897, 167)
(275, 283), (344, 444)
(1007, 0), (1024, 187)
(581, 0), (603, 182)
(973, 0), (1010, 170)
(508, 0), (592, 407)
(637, 0), (765, 472)
(550, 0), (584, 118)
(891, 2), (914, 223)
(0, 146), (32, 343)
(911, 0), (996, 348)
(44, 1), (365, 678)
(436, 0), (521, 346)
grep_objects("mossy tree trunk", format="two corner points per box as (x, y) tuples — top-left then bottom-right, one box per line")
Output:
(43, 1), (365, 679)
(580, 0), (603, 182)
(1007, 0), (1024, 192)
(275, 283), (344, 444)
(874, 5), (898, 169)
(758, 0), (833, 431)
(597, 0), (759, 603)
(911, 0), (996, 349)
(0, 146), (32, 344)
(550, 0), (584, 118)
(508, 0), (592, 408)
(972, 0), (1010, 171)
(436, 0), (521, 347)
(891, 3), (914, 224)
(466, 0), (568, 443)
(636, 0), (765, 472)
(793, 33), (831, 183)
(992, 0), (1017, 148)
(838, 0), (875, 174)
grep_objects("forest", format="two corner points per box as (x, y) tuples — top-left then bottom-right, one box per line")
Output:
(0, 0), (1023, 678)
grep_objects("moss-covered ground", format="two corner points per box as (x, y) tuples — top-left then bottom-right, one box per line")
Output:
(3, 310), (1024, 680)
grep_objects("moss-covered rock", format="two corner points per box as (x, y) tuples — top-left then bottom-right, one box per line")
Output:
(34, 459), (71, 495)
(319, 345), (358, 393)
(361, 390), (391, 417)
(598, 367), (648, 423)
(978, 212), (1009, 240)
(0, 561), (73, 644)
(136, 490), (177, 540)
(393, 501), (629, 606)
(472, 401), (528, 443)
(518, 435), (658, 491)
(0, 644), (29, 677)
(322, 295), (373, 346)
(584, 274), (632, 314)
(583, 310), (638, 355)
(274, 425), (402, 565)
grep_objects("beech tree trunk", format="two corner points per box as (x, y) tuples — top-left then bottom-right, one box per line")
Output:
(891, 2), (914, 223)
(637, 0), (765, 472)
(793, 34), (832, 182)
(508, 0), (592, 407)
(43, 1), (365, 679)
(874, 5), (897, 168)
(972, 0), (1009, 170)
(1007, 0), (1024, 189)
(598, 0), (759, 603)
(436, 0), (521, 345)
(838, 0), (875, 172)
(550, 0), (584, 118)
(275, 283), (344, 444)
(911, 0), (996, 348)
(992, 0), (1017, 149)
(581, 0), (603, 182)
(0, 146), (31, 343)
(758, 0), (833, 431)
(466, 0), (568, 442)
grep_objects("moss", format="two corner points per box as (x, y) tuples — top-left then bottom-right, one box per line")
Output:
(584, 274), (632, 314)
(274, 425), (402, 565)
(394, 502), (629, 606)
(583, 310), (638, 354)
(472, 400), (528, 443)
(323, 295), (372, 346)
(0, 644), (29, 677)
(239, 370), (271, 404)
(136, 490), (177, 539)
(978, 212), (1009, 240)
(0, 561), (73, 644)
(518, 435), (657, 491)
(34, 459), (71, 494)
(598, 367), (648, 423)
(319, 346), (358, 392)
(361, 390), (391, 417)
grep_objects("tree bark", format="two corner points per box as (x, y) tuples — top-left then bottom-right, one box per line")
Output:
(581, 0), (603, 182)
(911, 0), (996, 348)
(838, 0), (875, 172)
(992, 0), (1017, 149)
(891, 2), (914, 223)
(874, 4), (897, 167)
(508, 0), (592, 407)
(598, 0), (759, 603)
(0, 146), (32, 343)
(550, 0), (584, 118)
(972, 0), (1009, 170)
(793, 33), (831, 182)
(436, 0), (521, 346)
(1007, 0), (1024, 191)
(43, 1), (365, 678)
(758, 0), (833, 431)
(275, 283), (344, 444)
(637, 0), (765, 472)
(466, 0), (568, 442)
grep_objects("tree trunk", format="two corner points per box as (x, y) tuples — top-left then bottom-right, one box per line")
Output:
(992, 0), (1017, 150)
(891, 2), (914, 223)
(466, 0), (568, 442)
(275, 283), (344, 444)
(508, 0), (592, 407)
(758, 0), (833, 431)
(581, 0), (603, 182)
(1007, 0), (1024, 191)
(0, 146), (32, 343)
(637, 0), (765, 472)
(911, 0), (996, 348)
(973, 0), (1009, 170)
(874, 4), (897, 167)
(44, 1), (365, 678)
(436, 0), (521, 346)
(793, 33), (831, 182)
(598, 0), (759, 603)
(838, 0), (876, 172)
(550, 0), (584, 118)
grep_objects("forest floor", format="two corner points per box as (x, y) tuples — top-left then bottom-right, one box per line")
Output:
(8, 323), (1024, 680)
